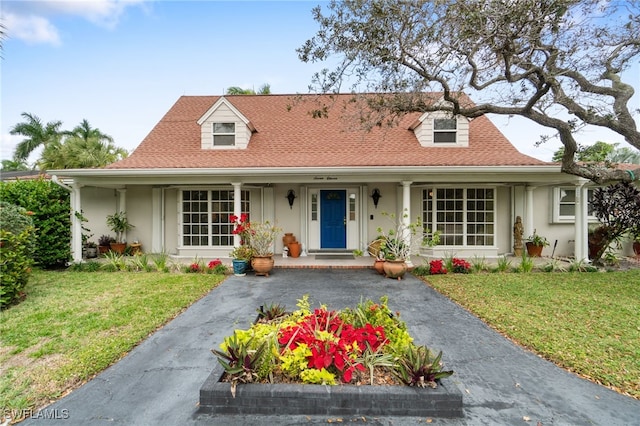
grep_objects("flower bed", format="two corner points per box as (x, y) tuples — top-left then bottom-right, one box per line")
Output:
(199, 296), (463, 417)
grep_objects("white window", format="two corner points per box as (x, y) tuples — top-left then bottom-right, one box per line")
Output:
(181, 189), (250, 246)
(552, 187), (595, 223)
(423, 187), (495, 246)
(433, 118), (457, 143)
(213, 123), (235, 146)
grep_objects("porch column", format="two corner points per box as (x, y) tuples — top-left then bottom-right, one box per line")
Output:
(574, 180), (590, 262)
(232, 182), (242, 247)
(71, 183), (83, 263)
(151, 188), (164, 253)
(116, 189), (128, 242)
(401, 181), (413, 266)
(524, 186), (536, 238)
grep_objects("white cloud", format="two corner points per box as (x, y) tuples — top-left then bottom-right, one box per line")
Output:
(2, 0), (151, 45)
(3, 12), (61, 46)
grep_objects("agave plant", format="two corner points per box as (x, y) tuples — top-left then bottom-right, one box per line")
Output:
(393, 345), (453, 388)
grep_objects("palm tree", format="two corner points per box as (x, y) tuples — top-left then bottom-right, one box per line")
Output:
(40, 135), (128, 169)
(0, 159), (30, 172)
(65, 119), (114, 143)
(225, 84), (271, 95)
(10, 113), (63, 161)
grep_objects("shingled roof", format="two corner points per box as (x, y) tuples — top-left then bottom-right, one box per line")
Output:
(107, 94), (546, 169)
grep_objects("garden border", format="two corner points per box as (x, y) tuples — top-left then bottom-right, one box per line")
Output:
(199, 363), (464, 417)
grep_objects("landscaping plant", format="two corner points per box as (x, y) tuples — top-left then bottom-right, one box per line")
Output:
(212, 296), (452, 391)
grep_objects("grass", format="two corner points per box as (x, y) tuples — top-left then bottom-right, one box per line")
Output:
(422, 270), (640, 399)
(0, 270), (225, 415)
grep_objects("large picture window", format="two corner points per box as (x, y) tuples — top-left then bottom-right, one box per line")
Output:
(181, 189), (250, 246)
(422, 187), (495, 246)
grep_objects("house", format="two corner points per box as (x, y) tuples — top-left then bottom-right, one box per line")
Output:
(52, 93), (634, 264)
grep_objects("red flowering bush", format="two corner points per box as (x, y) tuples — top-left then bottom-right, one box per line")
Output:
(188, 262), (201, 273)
(429, 259), (447, 275)
(230, 213), (251, 245)
(208, 259), (222, 269)
(278, 307), (387, 383)
(451, 258), (471, 274)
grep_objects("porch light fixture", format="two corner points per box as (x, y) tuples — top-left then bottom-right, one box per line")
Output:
(371, 188), (382, 208)
(286, 189), (297, 209)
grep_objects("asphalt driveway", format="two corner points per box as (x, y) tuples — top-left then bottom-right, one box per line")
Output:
(23, 269), (639, 425)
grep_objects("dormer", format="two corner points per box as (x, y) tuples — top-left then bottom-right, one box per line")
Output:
(196, 97), (255, 150)
(410, 111), (470, 148)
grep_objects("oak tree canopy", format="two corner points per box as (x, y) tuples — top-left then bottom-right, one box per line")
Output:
(298, 0), (640, 183)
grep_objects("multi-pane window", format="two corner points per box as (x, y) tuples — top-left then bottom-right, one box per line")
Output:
(422, 187), (495, 246)
(213, 123), (235, 146)
(433, 118), (457, 143)
(181, 189), (249, 246)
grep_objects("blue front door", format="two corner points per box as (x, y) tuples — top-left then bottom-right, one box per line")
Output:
(320, 190), (346, 249)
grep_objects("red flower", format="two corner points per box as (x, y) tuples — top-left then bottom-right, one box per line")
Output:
(208, 259), (222, 269)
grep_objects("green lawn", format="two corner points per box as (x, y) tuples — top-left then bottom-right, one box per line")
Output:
(0, 270), (225, 414)
(423, 270), (640, 399)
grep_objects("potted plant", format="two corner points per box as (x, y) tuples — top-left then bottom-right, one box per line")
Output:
(376, 210), (423, 280)
(229, 245), (254, 276)
(85, 241), (98, 258)
(247, 220), (281, 276)
(106, 211), (134, 254)
(525, 229), (549, 257)
(98, 234), (115, 254)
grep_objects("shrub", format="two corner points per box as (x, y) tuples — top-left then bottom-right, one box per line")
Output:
(451, 258), (471, 274)
(0, 178), (71, 268)
(0, 202), (36, 308)
(428, 259), (447, 275)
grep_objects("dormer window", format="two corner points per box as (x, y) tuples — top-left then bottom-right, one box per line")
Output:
(213, 123), (235, 146)
(433, 118), (457, 143)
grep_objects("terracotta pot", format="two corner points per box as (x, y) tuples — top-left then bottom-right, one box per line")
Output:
(383, 260), (407, 280)
(373, 259), (385, 275)
(633, 241), (640, 257)
(98, 245), (109, 255)
(251, 256), (274, 277)
(283, 233), (296, 246)
(525, 242), (543, 257)
(288, 242), (301, 258)
(110, 242), (126, 254)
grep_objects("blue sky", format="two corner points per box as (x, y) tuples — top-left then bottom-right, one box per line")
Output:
(1, 0), (638, 164)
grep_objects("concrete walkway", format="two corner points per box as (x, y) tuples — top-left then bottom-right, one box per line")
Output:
(24, 269), (639, 425)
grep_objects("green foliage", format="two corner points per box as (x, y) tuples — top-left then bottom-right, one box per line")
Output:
(106, 211), (134, 243)
(0, 229), (36, 308)
(470, 255), (489, 273)
(526, 229), (549, 247)
(394, 345), (454, 388)
(299, 367), (337, 385)
(411, 263), (431, 276)
(590, 182), (640, 262)
(516, 253), (535, 273)
(257, 302), (288, 321)
(0, 178), (71, 268)
(493, 255), (512, 273)
(280, 343), (312, 378)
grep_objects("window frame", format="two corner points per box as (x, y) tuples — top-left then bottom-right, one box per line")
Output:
(551, 187), (596, 223)
(212, 122), (236, 146)
(422, 186), (496, 247)
(433, 118), (457, 144)
(179, 188), (250, 247)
